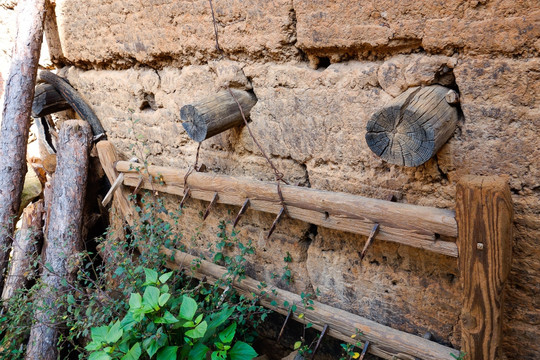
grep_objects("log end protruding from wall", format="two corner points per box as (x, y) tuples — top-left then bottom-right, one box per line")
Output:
(365, 85), (459, 167)
(180, 89), (257, 142)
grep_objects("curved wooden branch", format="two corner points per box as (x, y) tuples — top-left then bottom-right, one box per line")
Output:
(37, 71), (106, 139)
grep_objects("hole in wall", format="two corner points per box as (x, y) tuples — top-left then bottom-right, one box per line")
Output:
(140, 92), (157, 111)
(317, 56), (331, 69)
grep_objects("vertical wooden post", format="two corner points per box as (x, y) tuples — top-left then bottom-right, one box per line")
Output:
(456, 175), (513, 360)
(0, 0), (46, 289)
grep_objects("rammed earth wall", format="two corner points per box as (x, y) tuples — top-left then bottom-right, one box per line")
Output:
(1, 0), (539, 358)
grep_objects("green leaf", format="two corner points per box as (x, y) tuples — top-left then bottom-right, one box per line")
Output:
(89, 351), (112, 360)
(188, 343), (210, 360)
(159, 271), (173, 284)
(185, 320), (208, 339)
(129, 293), (142, 309)
(121, 343), (142, 360)
(218, 322), (236, 344)
(229, 341), (258, 360)
(156, 346), (178, 360)
(67, 294), (76, 305)
(159, 293), (171, 307)
(121, 312), (138, 330)
(294, 341), (302, 350)
(142, 337), (161, 358)
(143, 286), (161, 310)
(155, 311), (179, 324)
(144, 268), (159, 285)
(91, 325), (110, 343)
(85, 341), (103, 351)
(194, 313), (203, 325)
(179, 296), (197, 320)
(107, 321), (123, 343)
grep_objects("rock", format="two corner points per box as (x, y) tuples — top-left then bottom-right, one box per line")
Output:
(282, 351), (303, 360)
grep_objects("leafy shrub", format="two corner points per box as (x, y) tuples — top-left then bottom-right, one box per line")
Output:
(86, 268), (258, 360)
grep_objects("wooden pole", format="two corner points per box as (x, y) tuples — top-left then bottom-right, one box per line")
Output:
(180, 89), (257, 142)
(164, 248), (461, 360)
(1, 200), (44, 301)
(0, 0), (46, 290)
(365, 85), (459, 167)
(456, 175), (513, 360)
(116, 161), (459, 257)
(26, 120), (91, 360)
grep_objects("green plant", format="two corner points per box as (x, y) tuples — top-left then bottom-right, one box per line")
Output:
(86, 268), (258, 360)
(450, 351), (466, 360)
(338, 330), (363, 360)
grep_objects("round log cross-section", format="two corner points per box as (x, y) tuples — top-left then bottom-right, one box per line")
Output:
(180, 89), (257, 142)
(365, 85), (459, 167)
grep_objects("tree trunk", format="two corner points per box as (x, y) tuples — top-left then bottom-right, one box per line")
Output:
(0, 0), (46, 290)
(25, 120), (91, 360)
(1, 200), (44, 301)
(365, 85), (459, 167)
(180, 89), (257, 142)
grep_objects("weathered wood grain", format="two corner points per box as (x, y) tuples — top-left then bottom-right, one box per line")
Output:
(164, 248), (461, 360)
(180, 89), (257, 142)
(456, 175), (513, 360)
(116, 161), (459, 256)
(365, 85), (459, 167)
(32, 83), (71, 117)
(26, 121), (91, 360)
(38, 71), (105, 138)
(96, 141), (136, 225)
(1, 200), (44, 301)
(0, 0), (46, 290)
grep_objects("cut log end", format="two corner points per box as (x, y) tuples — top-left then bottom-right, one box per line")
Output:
(180, 89), (257, 142)
(365, 85), (459, 167)
(181, 104), (207, 142)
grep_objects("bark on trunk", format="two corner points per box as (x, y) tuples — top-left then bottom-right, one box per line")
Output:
(0, 0), (46, 290)
(1, 200), (44, 301)
(25, 120), (91, 360)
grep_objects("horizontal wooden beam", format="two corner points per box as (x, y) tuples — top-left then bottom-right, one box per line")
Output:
(164, 247), (461, 360)
(116, 162), (458, 257)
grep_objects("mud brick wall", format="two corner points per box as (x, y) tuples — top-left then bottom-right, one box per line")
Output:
(1, 0), (539, 358)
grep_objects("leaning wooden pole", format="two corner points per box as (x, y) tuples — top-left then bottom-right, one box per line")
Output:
(456, 175), (513, 360)
(0, 0), (46, 289)
(1, 200), (44, 301)
(164, 248), (460, 360)
(26, 121), (91, 360)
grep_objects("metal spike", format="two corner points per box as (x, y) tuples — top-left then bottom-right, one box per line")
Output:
(203, 192), (219, 220)
(233, 199), (250, 228)
(180, 187), (191, 209)
(359, 223), (380, 261)
(359, 340), (370, 360)
(267, 207), (285, 239)
(311, 324), (329, 359)
(276, 309), (292, 344)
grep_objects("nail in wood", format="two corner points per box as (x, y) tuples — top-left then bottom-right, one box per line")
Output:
(233, 198), (250, 228)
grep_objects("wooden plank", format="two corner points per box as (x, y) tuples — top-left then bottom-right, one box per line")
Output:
(163, 247), (461, 360)
(180, 89), (257, 142)
(96, 141), (135, 225)
(26, 120), (92, 360)
(366, 85), (459, 167)
(456, 175), (513, 360)
(116, 162), (458, 257)
(0, 0), (46, 290)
